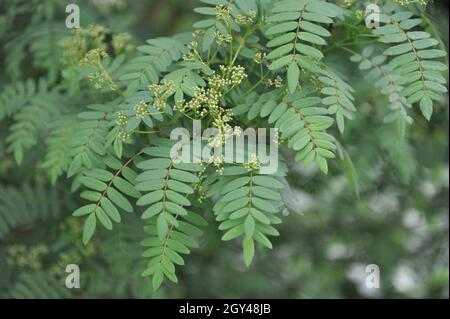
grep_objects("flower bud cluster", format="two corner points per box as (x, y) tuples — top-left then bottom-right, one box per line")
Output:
(214, 31), (233, 44)
(244, 153), (261, 171)
(235, 10), (257, 25)
(215, 5), (232, 21)
(266, 76), (283, 88)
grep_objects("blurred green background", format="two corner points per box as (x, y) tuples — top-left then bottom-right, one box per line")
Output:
(0, 0), (448, 298)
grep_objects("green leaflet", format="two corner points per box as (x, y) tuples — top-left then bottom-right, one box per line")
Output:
(82, 213), (96, 245)
(287, 62), (300, 93)
(42, 116), (79, 184)
(242, 236), (255, 266)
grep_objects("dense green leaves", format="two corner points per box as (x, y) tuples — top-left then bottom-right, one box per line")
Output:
(0, 184), (63, 239)
(265, 0), (338, 90)
(318, 70), (355, 133)
(373, 8), (448, 121)
(351, 46), (413, 137)
(0, 0), (448, 295)
(260, 92), (336, 174)
(0, 79), (43, 121)
(73, 155), (141, 244)
(141, 205), (207, 290)
(3, 79), (60, 165)
(119, 37), (189, 90)
(7, 272), (73, 299)
(66, 104), (114, 178)
(137, 146), (205, 290)
(42, 116), (79, 184)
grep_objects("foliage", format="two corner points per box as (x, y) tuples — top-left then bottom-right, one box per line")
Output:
(0, 0), (448, 297)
